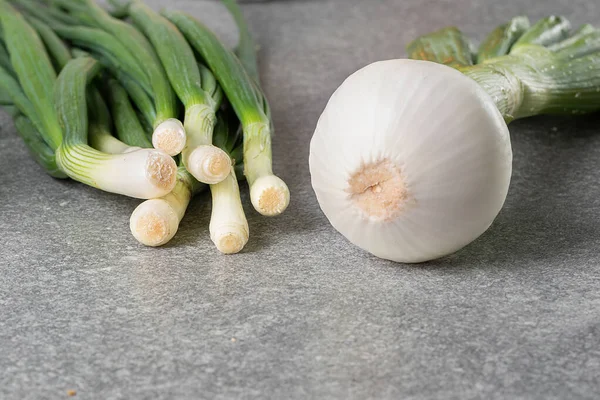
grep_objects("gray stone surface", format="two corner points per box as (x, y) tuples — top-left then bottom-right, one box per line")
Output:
(1, 0), (600, 398)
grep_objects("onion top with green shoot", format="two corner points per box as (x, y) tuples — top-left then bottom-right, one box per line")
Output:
(310, 16), (600, 263)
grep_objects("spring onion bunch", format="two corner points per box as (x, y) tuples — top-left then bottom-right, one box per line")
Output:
(127, 0), (232, 185)
(310, 16), (600, 263)
(15, 0), (186, 156)
(165, 8), (291, 216)
(129, 113), (248, 253)
(1, 0), (286, 252)
(0, 1), (177, 198)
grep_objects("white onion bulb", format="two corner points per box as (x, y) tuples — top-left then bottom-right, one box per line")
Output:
(309, 59), (512, 263)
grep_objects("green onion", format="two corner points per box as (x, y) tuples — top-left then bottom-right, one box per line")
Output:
(106, 78), (153, 149)
(165, 8), (290, 216)
(128, 0), (231, 185)
(54, 56), (177, 199)
(0, 1), (62, 149)
(24, 16), (71, 72)
(130, 166), (205, 247)
(14, 114), (67, 178)
(207, 113), (248, 253)
(14, 2), (169, 137)
(55, 0), (183, 156)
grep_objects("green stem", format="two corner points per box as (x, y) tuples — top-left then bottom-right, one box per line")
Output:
(477, 16), (530, 63)
(14, 114), (67, 178)
(54, 25), (152, 93)
(0, 0), (63, 149)
(554, 31), (600, 60)
(106, 78), (153, 148)
(548, 24), (595, 52)
(406, 27), (474, 68)
(13, 0), (80, 26)
(128, 1), (216, 110)
(88, 122), (133, 154)
(26, 16), (71, 72)
(513, 16), (571, 49)
(73, 0), (177, 127)
(0, 41), (16, 78)
(411, 16), (600, 122)
(461, 45), (600, 121)
(102, 59), (156, 127)
(0, 64), (44, 133)
(242, 122), (272, 185)
(55, 57), (102, 148)
(221, 0), (260, 84)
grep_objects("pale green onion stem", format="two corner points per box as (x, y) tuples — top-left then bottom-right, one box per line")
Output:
(55, 56), (177, 199)
(130, 166), (205, 247)
(209, 166), (249, 254)
(0, 1), (62, 149)
(129, 0), (229, 182)
(166, 11), (290, 216)
(131, 113), (245, 248)
(64, 0), (180, 152)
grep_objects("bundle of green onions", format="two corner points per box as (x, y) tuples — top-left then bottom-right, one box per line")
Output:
(0, 0), (290, 253)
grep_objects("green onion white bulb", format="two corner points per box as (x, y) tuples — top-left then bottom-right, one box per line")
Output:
(130, 178), (193, 246)
(209, 167), (249, 253)
(152, 118), (187, 156)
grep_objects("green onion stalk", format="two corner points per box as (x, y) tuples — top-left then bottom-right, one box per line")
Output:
(207, 111), (249, 254)
(128, 109), (248, 253)
(0, 1), (177, 198)
(106, 78), (153, 149)
(407, 16), (600, 123)
(106, 79), (210, 247)
(0, 4), (65, 177)
(0, 84), (66, 177)
(55, 56), (177, 199)
(87, 79), (206, 247)
(13, 0), (185, 156)
(57, 0), (185, 156)
(127, 0), (232, 185)
(0, 1), (62, 150)
(165, 7), (290, 217)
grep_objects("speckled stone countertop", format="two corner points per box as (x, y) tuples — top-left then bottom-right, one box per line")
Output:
(1, 0), (599, 398)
